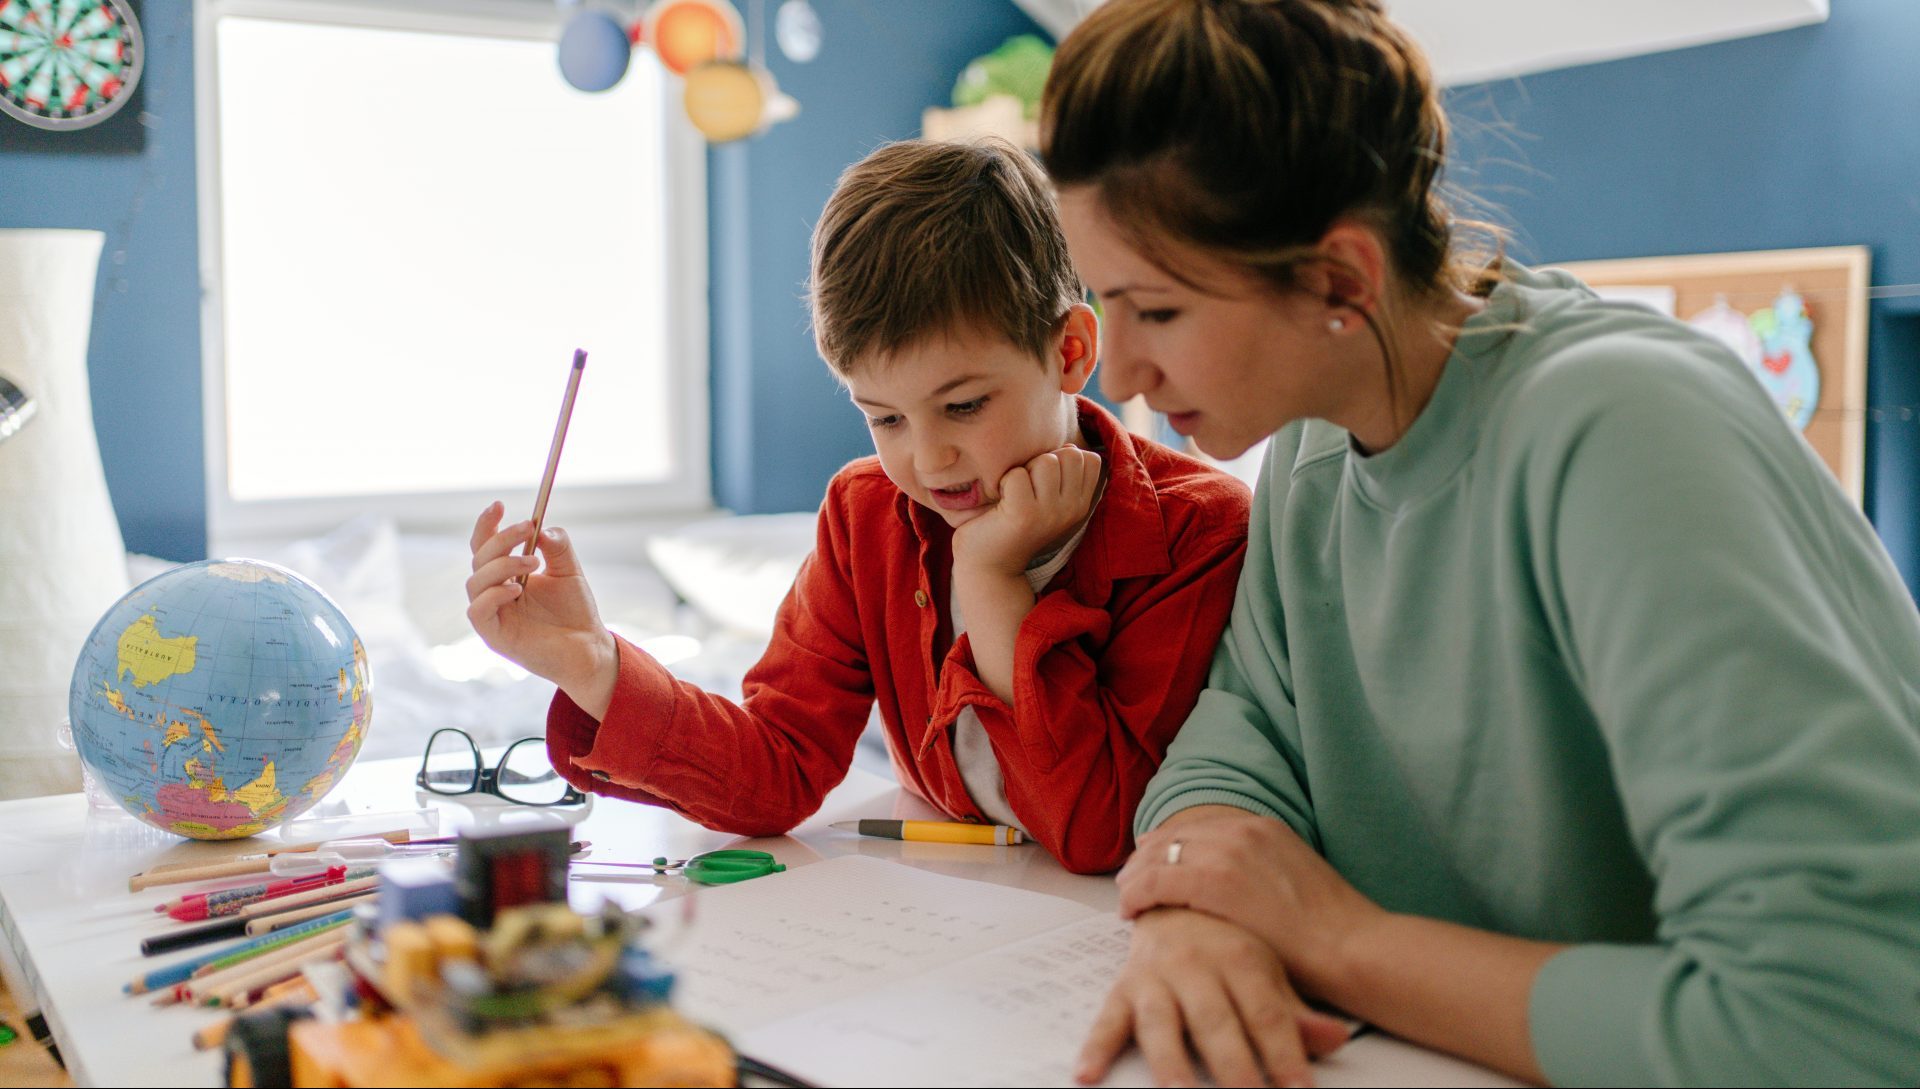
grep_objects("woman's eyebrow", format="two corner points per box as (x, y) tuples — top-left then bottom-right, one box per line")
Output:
(1099, 283), (1173, 300)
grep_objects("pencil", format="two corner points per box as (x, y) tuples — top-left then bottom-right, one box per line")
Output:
(517, 349), (587, 585)
(208, 945), (346, 1008)
(149, 920), (352, 1007)
(193, 920), (350, 979)
(831, 818), (1027, 846)
(245, 892), (377, 936)
(128, 909), (356, 992)
(137, 878), (376, 959)
(188, 931), (347, 1004)
(128, 828), (411, 891)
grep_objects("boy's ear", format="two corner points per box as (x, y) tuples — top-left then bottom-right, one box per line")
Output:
(1055, 303), (1099, 395)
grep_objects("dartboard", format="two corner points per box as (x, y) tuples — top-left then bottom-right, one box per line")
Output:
(0, 0), (144, 131)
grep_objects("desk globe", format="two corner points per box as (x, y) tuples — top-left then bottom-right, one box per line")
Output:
(67, 559), (371, 839)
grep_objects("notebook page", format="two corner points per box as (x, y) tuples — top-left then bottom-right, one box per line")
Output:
(654, 855), (1100, 1033)
(732, 908), (1527, 1088)
(737, 911), (1143, 1088)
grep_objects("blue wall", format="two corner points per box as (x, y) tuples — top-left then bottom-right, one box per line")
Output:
(1445, 0), (1920, 593)
(709, 0), (1043, 515)
(0, 6), (204, 560)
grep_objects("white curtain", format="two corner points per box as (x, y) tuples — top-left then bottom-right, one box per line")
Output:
(0, 230), (130, 800)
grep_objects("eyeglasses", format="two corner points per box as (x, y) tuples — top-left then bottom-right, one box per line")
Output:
(416, 728), (587, 807)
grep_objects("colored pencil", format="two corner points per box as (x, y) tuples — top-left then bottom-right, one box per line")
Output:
(126, 909), (355, 992)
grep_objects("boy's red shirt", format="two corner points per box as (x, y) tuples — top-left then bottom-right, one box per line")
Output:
(546, 398), (1250, 873)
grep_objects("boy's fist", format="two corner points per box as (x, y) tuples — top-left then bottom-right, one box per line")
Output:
(953, 446), (1103, 577)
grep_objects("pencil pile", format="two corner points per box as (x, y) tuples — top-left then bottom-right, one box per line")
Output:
(123, 827), (428, 1048)
(124, 828), (593, 1051)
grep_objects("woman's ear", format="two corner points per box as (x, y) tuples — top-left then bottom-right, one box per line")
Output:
(1313, 221), (1391, 324)
(1055, 303), (1100, 395)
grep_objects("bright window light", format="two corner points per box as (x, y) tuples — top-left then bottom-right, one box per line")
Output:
(207, 9), (703, 521)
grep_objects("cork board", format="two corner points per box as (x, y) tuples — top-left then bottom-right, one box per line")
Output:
(1555, 246), (1871, 504)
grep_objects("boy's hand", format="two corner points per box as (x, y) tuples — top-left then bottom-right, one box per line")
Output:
(952, 446), (1103, 577)
(466, 502), (618, 717)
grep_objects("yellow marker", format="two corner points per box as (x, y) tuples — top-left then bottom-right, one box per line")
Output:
(831, 819), (1026, 846)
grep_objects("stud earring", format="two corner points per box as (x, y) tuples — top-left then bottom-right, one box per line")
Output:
(1328, 316), (1346, 332)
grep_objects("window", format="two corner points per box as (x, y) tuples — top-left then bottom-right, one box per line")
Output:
(196, 0), (708, 545)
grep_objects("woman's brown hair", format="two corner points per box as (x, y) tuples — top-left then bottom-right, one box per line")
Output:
(1040, 0), (1500, 308)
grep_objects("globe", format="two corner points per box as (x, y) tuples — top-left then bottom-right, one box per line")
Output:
(68, 559), (372, 839)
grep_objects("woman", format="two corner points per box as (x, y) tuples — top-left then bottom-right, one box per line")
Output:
(1040, 1), (1920, 1086)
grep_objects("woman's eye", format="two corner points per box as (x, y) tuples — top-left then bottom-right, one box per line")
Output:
(1138, 308), (1179, 324)
(946, 397), (988, 417)
(867, 415), (901, 430)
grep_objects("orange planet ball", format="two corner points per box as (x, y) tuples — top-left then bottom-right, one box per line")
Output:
(649, 0), (743, 76)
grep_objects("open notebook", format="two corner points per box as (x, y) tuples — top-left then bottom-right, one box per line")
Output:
(649, 855), (1523, 1088)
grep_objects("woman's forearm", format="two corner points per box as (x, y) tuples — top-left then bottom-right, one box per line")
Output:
(1318, 912), (1562, 1084)
(1132, 808), (1562, 1083)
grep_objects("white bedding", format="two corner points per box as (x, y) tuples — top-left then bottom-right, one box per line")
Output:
(128, 512), (885, 776)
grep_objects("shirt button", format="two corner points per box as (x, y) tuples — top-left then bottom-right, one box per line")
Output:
(590, 770), (610, 782)
(914, 589), (928, 607)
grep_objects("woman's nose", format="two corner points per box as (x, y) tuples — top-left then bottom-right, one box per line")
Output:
(1099, 337), (1158, 405)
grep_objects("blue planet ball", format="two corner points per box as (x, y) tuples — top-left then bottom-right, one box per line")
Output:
(558, 10), (632, 93)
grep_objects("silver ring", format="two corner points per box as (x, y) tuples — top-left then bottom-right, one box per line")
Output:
(1165, 840), (1184, 865)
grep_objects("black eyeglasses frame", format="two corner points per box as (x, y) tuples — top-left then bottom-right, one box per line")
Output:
(414, 727), (586, 807)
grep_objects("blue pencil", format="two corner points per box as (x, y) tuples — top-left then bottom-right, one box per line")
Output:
(124, 909), (354, 995)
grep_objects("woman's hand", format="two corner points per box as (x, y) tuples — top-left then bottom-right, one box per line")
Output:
(465, 501), (617, 716)
(952, 445), (1103, 577)
(1078, 907), (1351, 1088)
(1120, 808), (1387, 999)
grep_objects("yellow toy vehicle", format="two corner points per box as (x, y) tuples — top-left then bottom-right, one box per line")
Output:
(223, 901), (734, 1088)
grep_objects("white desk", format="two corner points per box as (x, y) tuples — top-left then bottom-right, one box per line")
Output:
(0, 756), (1516, 1088)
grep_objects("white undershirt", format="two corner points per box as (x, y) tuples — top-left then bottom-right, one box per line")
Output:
(947, 496), (1100, 833)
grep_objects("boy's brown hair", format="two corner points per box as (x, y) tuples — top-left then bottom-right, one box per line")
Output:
(808, 138), (1084, 376)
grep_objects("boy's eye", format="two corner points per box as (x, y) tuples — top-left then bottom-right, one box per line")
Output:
(946, 396), (988, 417)
(867, 414), (901, 430)
(1137, 308), (1179, 324)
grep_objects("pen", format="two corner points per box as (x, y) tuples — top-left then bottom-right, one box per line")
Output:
(159, 865), (373, 921)
(831, 819), (1026, 846)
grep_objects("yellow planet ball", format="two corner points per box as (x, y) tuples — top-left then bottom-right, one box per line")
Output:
(683, 61), (765, 143)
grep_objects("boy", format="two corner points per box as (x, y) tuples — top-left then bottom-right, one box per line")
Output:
(465, 140), (1248, 873)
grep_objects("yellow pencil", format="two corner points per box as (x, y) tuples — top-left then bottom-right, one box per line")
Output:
(831, 819), (1026, 846)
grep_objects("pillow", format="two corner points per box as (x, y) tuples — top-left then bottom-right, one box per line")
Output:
(645, 512), (818, 640)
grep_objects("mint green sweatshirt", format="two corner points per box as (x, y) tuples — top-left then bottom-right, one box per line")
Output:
(1137, 265), (1920, 1085)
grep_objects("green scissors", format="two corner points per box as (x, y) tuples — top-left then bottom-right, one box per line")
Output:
(648, 849), (785, 885)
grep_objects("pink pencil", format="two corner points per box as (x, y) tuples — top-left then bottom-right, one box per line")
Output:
(516, 349), (586, 585)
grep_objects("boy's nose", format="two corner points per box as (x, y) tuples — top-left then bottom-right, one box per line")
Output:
(913, 436), (959, 475)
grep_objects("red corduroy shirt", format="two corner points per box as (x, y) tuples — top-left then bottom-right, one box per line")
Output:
(547, 399), (1250, 873)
